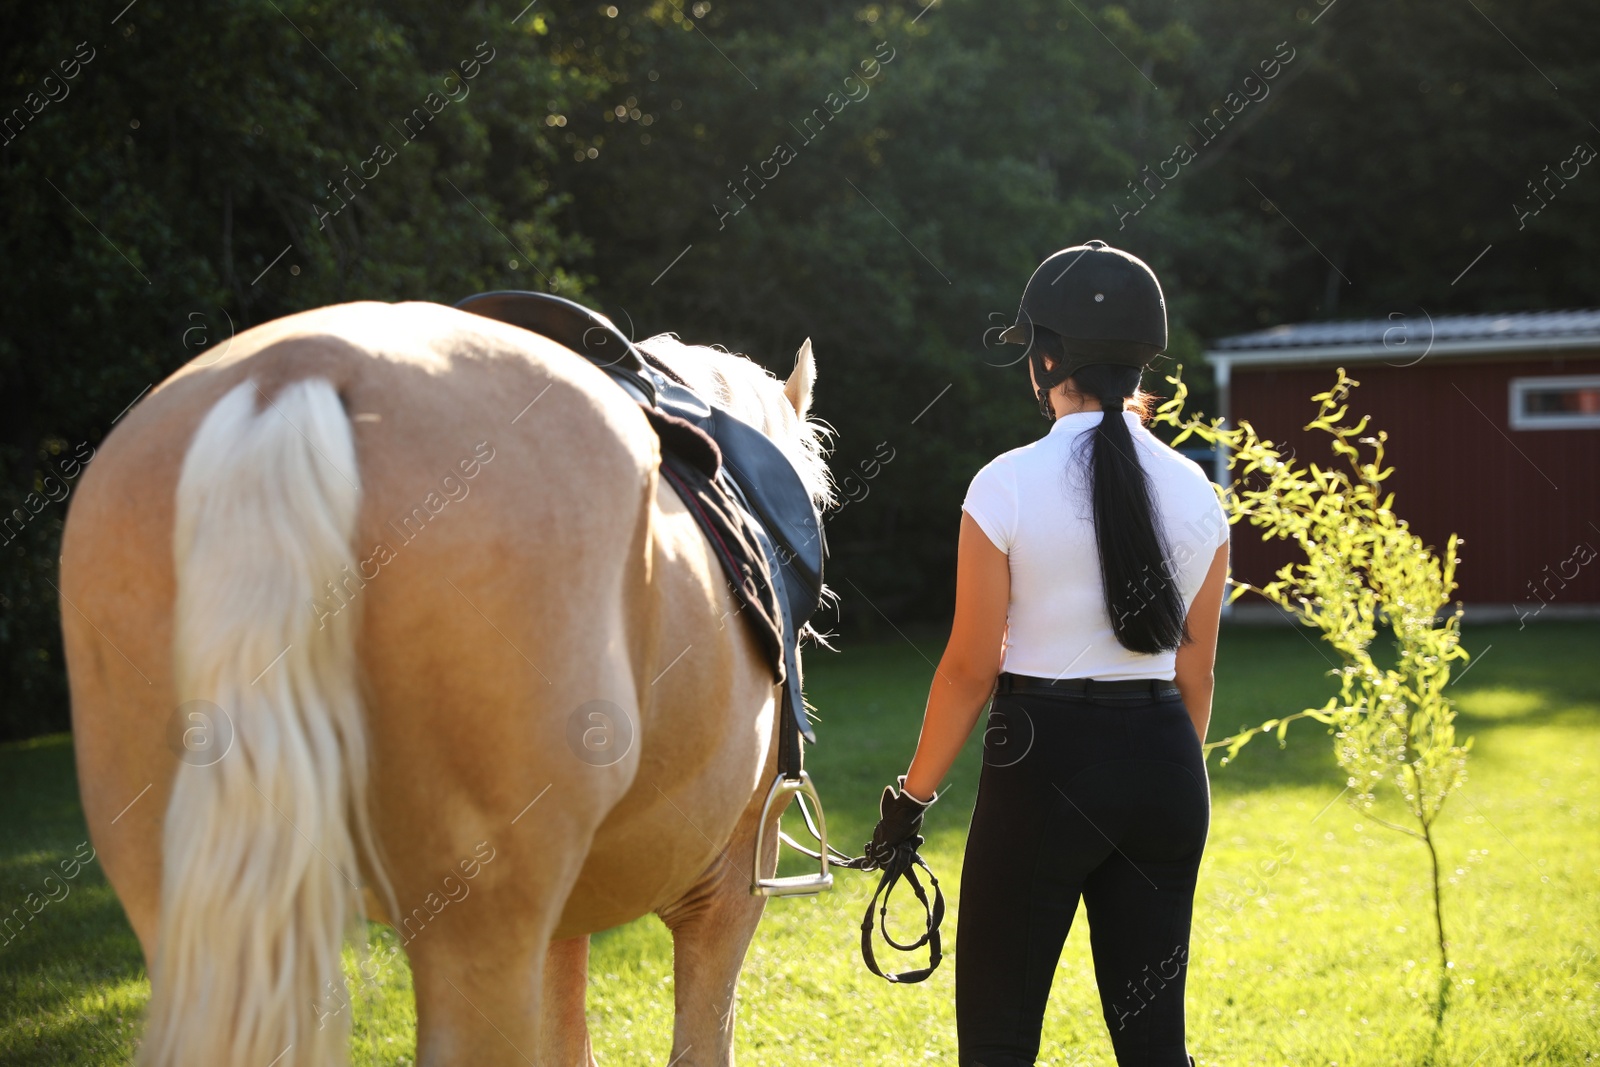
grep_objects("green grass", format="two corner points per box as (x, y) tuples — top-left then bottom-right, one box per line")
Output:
(3, 623), (1598, 1065)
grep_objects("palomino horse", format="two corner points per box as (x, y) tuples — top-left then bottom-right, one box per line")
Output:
(59, 300), (832, 1066)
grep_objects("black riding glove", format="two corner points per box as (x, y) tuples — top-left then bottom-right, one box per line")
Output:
(865, 776), (937, 870)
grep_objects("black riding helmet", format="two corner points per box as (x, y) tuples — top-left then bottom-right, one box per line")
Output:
(998, 240), (1168, 419)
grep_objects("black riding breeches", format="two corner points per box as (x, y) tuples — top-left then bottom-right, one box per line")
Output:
(956, 686), (1210, 1067)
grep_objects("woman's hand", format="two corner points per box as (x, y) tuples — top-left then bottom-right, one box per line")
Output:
(865, 776), (938, 869)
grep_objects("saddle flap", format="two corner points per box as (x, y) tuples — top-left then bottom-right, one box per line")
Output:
(708, 408), (826, 625)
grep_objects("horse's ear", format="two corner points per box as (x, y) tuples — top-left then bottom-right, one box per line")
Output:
(783, 338), (815, 418)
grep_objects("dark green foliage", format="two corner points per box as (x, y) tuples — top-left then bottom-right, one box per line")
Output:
(2, 0), (1595, 738)
(0, 0), (606, 737)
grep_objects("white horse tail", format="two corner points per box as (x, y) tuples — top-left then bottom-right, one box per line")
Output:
(143, 378), (378, 1067)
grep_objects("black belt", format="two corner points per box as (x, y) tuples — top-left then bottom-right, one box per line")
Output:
(995, 672), (1180, 700)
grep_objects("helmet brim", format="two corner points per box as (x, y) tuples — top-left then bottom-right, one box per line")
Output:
(997, 322), (1032, 345)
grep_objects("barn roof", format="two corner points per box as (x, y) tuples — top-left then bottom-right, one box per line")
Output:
(1206, 308), (1600, 369)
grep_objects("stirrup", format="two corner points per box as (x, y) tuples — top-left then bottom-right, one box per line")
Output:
(750, 771), (834, 897)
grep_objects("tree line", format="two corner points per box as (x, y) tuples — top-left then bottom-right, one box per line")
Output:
(2, 0), (1594, 738)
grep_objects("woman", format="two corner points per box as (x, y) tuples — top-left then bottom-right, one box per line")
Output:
(868, 240), (1229, 1067)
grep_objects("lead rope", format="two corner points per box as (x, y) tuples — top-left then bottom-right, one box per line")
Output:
(777, 792), (946, 983)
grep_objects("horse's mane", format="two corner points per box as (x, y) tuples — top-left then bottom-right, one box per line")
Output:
(636, 333), (835, 512)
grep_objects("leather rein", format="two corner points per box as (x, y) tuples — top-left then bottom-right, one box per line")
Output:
(780, 792), (946, 984)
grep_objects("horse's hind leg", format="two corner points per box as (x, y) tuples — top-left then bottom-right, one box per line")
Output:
(396, 706), (627, 1067)
(539, 935), (598, 1066)
(381, 639), (638, 1067)
(657, 782), (779, 1066)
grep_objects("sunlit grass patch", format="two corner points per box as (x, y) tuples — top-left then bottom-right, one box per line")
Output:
(3, 622), (1596, 1065)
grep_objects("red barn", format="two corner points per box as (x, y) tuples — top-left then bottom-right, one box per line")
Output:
(1206, 310), (1600, 621)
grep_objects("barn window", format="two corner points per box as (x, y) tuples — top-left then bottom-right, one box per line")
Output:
(1508, 375), (1600, 430)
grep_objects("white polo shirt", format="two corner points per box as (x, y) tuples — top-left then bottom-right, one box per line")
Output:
(961, 409), (1229, 681)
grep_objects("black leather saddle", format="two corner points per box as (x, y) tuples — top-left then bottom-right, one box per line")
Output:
(454, 291), (826, 761)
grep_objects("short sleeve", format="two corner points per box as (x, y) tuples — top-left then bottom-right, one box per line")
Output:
(962, 456), (1018, 554)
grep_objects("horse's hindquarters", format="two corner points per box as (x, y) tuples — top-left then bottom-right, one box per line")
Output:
(64, 301), (678, 1065)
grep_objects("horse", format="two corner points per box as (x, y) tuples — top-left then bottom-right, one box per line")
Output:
(58, 298), (833, 1066)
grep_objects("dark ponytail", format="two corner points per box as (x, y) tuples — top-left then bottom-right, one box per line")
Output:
(1035, 332), (1187, 653)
